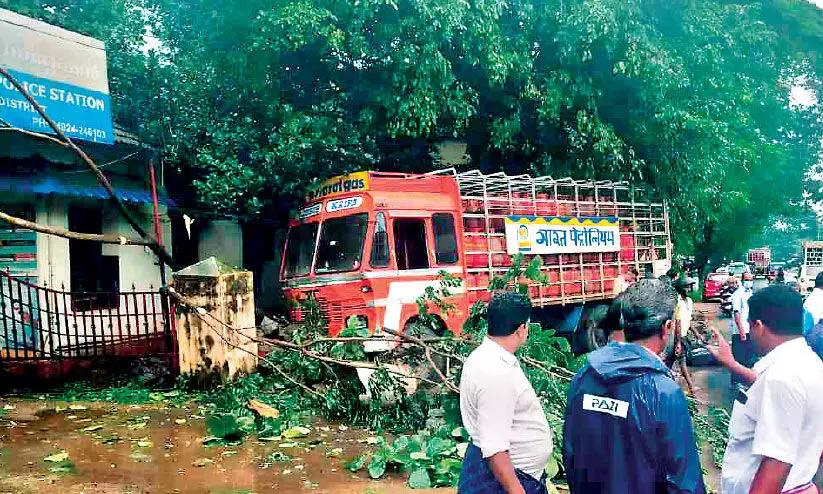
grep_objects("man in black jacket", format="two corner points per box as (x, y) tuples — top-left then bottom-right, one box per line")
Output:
(563, 279), (706, 494)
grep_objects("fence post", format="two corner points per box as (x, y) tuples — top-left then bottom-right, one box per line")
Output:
(171, 257), (257, 385)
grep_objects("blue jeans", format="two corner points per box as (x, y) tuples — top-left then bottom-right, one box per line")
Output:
(458, 443), (548, 494)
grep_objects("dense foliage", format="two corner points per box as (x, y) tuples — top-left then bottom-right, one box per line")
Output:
(3, 0), (823, 259)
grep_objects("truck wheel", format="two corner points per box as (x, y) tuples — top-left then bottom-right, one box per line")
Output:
(574, 304), (610, 354)
(401, 320), (448, 385)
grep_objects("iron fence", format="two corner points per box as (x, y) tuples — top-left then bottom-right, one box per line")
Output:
(0, 269), (174, 361)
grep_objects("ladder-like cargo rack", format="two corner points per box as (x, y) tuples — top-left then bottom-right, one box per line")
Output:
(448, 169), (671, 307)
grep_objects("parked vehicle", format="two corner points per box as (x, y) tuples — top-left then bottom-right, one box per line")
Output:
(747, 247), (771, 277)
(767, 262), (786, 281)
(727, 262), (750, 279)
(800, 241), (823, 293)
(703, 272), (727, 301)
(280, 169), (672, 354)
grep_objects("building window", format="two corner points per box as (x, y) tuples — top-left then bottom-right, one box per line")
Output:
(0, 203), (37, 280)
(68, 207), (119, 310)
(432, 213), (458, 265)
(394, 218), (429, 270)
(370, 213), (389, 268)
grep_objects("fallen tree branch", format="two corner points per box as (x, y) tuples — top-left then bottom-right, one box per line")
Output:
(382, 327), (472, 363)
(0, 210), (155, 246)
(0, 126), (68, 148)
(168, 288), (574, 395)
(424, 345), (459, 393)
(168, 289), (444, 389)
(0, 67), (176, 269)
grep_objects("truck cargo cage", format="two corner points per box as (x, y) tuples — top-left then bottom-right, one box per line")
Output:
(452, 169), (671, 307)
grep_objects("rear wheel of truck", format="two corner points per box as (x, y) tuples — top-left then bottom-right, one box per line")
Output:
(573, 304), (610, 354)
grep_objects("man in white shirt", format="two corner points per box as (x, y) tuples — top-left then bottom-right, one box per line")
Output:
(731, 272), (756, 388)
(803, 272), (823, 335)
(458, 292), (553, 494)
(711, 284), (823, 494)
(668, 280), (696, 395)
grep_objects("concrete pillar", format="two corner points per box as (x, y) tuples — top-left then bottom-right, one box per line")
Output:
(172, 257), (257, 385)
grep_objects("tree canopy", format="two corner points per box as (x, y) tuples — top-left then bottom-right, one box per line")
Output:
(3, 0), (823, 260)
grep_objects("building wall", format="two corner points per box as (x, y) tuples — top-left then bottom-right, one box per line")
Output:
(34, 197), (173, 292)
(198, 220), (243, 269)
(35, 196), (70, 289)
(100, 203), (173, 291)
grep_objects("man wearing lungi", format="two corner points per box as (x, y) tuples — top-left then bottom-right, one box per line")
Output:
(458, 292), (552, 494)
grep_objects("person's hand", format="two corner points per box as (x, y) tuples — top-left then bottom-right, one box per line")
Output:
(706, 327), (735, 367)
(675, 342), (683, 357)
(739, 331), (747, 341)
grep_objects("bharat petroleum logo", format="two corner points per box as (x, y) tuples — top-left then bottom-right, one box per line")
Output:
(518, 225), (531, 251)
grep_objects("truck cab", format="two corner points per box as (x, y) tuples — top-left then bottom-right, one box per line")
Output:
(280, 172), (470, 350)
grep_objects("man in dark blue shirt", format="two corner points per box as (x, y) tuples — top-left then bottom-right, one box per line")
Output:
(563, 279), (706, 494)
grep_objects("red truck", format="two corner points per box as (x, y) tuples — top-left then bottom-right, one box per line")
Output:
(280, 169), (672, 353)
(747, 247), (771, 277)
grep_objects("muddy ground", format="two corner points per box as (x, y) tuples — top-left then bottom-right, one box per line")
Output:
(0, 303), (732, 494)
(0, 399), (449, 494)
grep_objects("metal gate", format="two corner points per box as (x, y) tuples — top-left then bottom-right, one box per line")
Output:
(0, 269), (175, 363)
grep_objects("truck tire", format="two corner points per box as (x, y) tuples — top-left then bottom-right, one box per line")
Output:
(573, 304), (610, 354)
(400, 320), (448, 385)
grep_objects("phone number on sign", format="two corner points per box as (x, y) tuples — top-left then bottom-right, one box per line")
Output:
(53, 121), (107, 140)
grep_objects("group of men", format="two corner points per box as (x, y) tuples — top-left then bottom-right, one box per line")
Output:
(457, 279), (823, 494)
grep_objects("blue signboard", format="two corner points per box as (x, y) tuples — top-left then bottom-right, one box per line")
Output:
(0, 68), (113, 144)
(1, 8), (114, 144)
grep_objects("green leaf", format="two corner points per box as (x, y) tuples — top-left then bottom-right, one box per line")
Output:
(367, 457), (387, 479)
(346, 454), (368, 472)
(435, 458), (462, 475)
(44, 452), (69, 463)
(236, 415), (255, 434)
(207, 413), (253, 441)
(282, 426), (311, 439)
(426, 437), (453, 457)
(408, 468), (432, 489)
(392, 435), (410, 452)
(546, 456), (559, 480)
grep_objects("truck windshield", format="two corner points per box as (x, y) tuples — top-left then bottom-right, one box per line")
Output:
(315, 213), (368, 274)
(283, 223), (318, 278)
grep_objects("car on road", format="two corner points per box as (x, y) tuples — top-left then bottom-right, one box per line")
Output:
(727, 262), (750, 279)
(703, 272), (728, 301)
